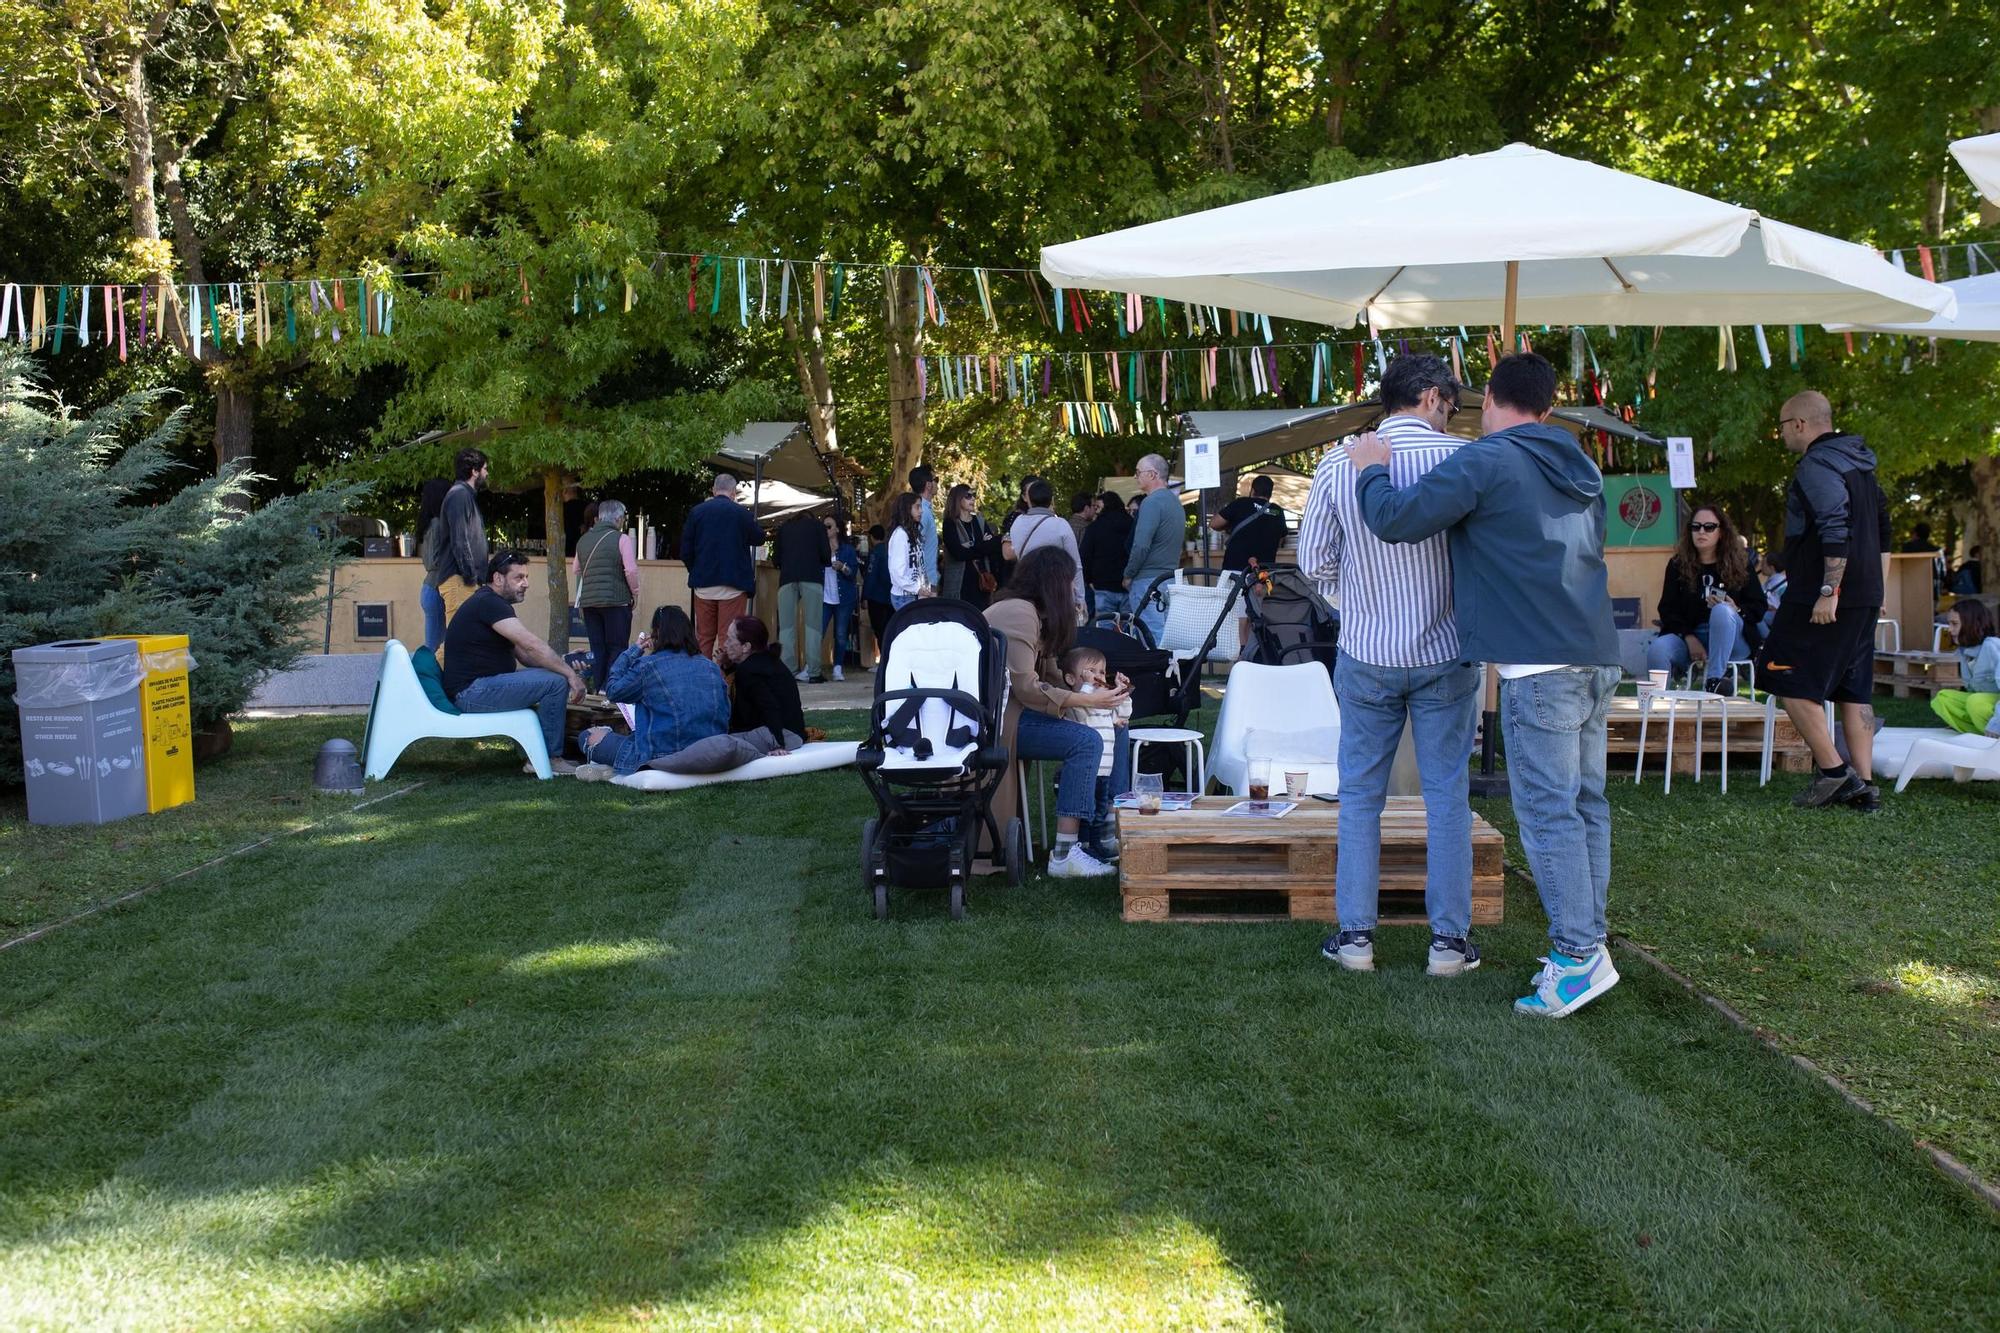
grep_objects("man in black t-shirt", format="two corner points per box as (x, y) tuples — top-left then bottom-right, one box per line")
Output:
(1211, 473), (1286, 571)
(1755, 390), (1891, 812)
(443, 551), (587, 775)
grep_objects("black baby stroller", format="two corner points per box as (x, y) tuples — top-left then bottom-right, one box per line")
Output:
(856, 598), (1025, 920)
(1242, 562), (1340, 679)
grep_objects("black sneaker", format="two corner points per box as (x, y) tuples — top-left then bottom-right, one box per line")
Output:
(1841, 781), (1882, 813)
(1321, 929), (1375, 972)
(1793, 769), (1867, 809)
(1427, 933), (1482, 977)
(1704, 676), (1737, 698)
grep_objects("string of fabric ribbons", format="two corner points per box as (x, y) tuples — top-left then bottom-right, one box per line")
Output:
(0, 277), (396, 362)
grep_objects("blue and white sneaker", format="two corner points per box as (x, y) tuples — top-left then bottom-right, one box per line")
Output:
(1320, 929), (1375, 972)
(1514, 944), (1619, 1018)
(1426, 934), (1481, 977)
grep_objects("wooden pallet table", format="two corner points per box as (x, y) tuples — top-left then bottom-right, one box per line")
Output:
(1603, 695), (1812, 775)
(1117, 796), (1503, 926)
(1873, 651), (1962, 699)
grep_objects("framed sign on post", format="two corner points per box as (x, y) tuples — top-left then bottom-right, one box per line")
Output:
(1666, 437), (1697, 490)
(1605, 474), (1674, 547)
(1183, 435), (1221, 491)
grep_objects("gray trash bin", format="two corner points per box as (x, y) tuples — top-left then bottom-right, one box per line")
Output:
(12, 639), (149, 826)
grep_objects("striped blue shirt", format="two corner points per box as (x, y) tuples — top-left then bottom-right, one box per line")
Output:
(1297, 414), (1461, 668)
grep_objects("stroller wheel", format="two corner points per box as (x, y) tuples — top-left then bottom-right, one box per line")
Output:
(862, 818), (886, 919)
(949, 880), (966, 922)
(1004, 816), (1025, 887)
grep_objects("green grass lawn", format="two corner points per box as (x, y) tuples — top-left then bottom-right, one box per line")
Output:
(2, 708), (1997, 1329)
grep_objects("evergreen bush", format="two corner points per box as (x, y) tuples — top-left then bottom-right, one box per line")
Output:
(0, 352), (361, 784)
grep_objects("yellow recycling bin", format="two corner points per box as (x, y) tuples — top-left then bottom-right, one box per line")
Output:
(105, 634), (196, 813)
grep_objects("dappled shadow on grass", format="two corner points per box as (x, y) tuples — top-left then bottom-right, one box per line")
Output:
(5, 741), (2000, 1328)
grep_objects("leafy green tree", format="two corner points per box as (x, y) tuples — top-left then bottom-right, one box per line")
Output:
(0, 351), (359, 783)
(282, 0), (783, 640)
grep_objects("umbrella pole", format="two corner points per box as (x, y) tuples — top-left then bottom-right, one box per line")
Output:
(1471, 262), (1520, 800)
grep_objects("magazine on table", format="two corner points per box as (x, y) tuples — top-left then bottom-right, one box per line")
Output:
(1112, 791), (1200, 811)
(1219, 799), (1296, 818)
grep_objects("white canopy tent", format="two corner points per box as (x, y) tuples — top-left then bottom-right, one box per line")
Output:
(1041, 143), (1954, 335)
(705, 421), (865, 516)
(1951, 132), (2000, 206)
(1824, 270), (2000, 343)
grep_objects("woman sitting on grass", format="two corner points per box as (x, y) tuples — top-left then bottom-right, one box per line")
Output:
(720, 615), (805, 752)
(578, 606), (729, 776)
(1932, 599), (2000, 735)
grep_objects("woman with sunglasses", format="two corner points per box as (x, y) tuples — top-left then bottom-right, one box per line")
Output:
(1647, 503), (1768, 694)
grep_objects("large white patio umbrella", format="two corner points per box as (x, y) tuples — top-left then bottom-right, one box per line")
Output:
(1951, 132), (2000, 205)
(1824, 270), (2000, 342)
(1041, 143), (1954, 341)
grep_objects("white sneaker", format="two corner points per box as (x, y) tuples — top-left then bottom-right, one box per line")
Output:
(832, 665), (845, 681)
(794, 668), (811, 682)
(525, 757), (582, 776)
(1047, 846), (1116, 878)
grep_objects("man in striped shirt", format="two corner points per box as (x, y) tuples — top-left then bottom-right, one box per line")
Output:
(1296, 353), (1482, 980)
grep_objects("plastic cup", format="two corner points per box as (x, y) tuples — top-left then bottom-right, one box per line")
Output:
(1137, 772), (1163, 814)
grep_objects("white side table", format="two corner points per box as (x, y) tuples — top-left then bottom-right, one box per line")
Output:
(1634, 688), (1728, 794)
(1129, 726), (1206, 794)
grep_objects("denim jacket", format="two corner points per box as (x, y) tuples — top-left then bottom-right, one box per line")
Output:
(604, 646), (731, 775)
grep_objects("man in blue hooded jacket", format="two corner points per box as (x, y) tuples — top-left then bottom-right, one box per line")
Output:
(1348, 353), (1622, 1019)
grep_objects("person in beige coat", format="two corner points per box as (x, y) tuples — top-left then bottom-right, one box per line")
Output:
(982, 548), (1130, 878)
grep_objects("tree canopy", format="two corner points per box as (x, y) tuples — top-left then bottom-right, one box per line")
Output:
(0, 0), (1994, 571)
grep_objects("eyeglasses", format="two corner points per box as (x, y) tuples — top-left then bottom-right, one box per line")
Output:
(1688, 522), (1721, 533)
(1778, 416), (1807, 429)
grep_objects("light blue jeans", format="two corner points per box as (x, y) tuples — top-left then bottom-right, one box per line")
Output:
(1091, 588), (1125, 624)
(1500, 666), (1620, 958)
(1647, 601), (1749, 680)
(891, 591), (918, 611)
(453, 667), (571, 759)
(1124, 579), (1170, 644)
(1333, 652), (1481, 938)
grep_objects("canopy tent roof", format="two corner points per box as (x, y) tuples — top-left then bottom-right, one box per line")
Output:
(705, 422), (865, 490)
(1041, 144), (1954, 329)
(1182, 393), (1663, 474)
(739, 477), (835, 524)
(1823, 271), (2000, 343)
(1951, 133), (2000, 205)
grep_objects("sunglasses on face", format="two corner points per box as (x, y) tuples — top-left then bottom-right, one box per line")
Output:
(1689, 522), (1721, 533)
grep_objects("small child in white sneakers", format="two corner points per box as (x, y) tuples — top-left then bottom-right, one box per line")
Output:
(1060, 645), (1132, 862)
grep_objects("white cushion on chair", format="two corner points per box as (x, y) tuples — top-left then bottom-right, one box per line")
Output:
(611, 741), (859, 790)
(1212, 661), (1340, 795)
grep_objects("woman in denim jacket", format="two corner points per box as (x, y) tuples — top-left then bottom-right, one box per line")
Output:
(579, 606), (731, 774)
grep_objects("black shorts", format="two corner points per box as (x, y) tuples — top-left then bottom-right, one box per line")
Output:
(1754, 602), (1878, 705)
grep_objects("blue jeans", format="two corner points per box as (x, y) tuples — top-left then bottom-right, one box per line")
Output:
(1124, 579), (1169, 644)
(1090, 588), (1125, 624)
(1013, 708), (1104, 821)
(453, 668), (572, 759)
(1501, 666), (1620, 958)
(1086, 727), (1132, 848)
(821, 597), (855, 661)
(1333, 652), (1481, 938)
(1647, 602), (1748, 680)
(891, 591), (918, 611)
(420, 582), (447, 651)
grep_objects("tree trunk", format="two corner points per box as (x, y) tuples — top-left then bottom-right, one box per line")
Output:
(211, 377), (254, 472)
(544, 466), (571, 647)
(1969, 455), (2000, 564)
(881, 267), (927, 527)
(782, 310), (842, 503)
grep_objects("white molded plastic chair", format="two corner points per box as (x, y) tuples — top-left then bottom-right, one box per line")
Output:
(1210, 661), (1340, 795)
(1892, 734), (2000, 793)
(362, 639), (552, 781)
